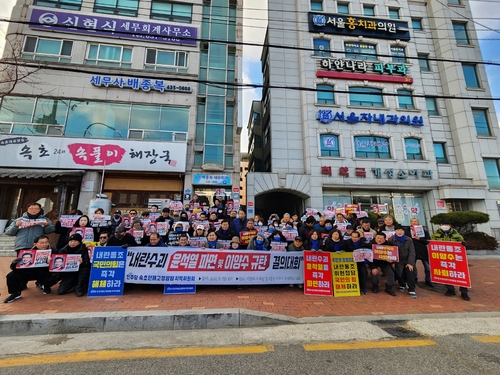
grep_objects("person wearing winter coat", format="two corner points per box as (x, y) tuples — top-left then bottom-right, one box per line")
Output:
(345, 231), (369, 295)
(56, 233), (91, 297)
(322, 230), (346, 252)
(387, 224), (417, 299)
(247, 232), (270, 250)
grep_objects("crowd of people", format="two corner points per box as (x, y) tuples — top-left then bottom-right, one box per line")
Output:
(3, 197), (470, 303)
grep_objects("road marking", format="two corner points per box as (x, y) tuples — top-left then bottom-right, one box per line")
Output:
(0, 345), (274, 368)
(472, 336), (500, 343)
(303, 339), (437, 351)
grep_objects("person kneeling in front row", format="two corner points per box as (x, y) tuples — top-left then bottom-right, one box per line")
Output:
(56, 234), (90, 297)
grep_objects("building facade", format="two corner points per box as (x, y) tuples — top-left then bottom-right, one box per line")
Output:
(246, 0), (500, 236)
(0, 0), (242, 219)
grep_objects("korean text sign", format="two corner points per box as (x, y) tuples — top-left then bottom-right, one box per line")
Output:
(372, 245), (399, 262)
(303, 251), (333, 296)
(88, 247), (127, 297)
(331, 252), (360, 297)
(428, 241), (471, 288)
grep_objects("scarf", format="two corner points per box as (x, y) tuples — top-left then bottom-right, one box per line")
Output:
(394, 234), (406, 243)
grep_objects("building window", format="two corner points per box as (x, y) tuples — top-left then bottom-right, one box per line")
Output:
(145, 49), (188, 72)
(344, 42), (377, 60)
(363, 4), (375, 16)
(472, 109), (492, 137)
(426, 97), (439, 115)
(201, 1), (236, 43)
(317, 84), (335, 104)
(151, 1), (192, 23)
(397, 90), (414, 109)
(412, 18), (423, 30)
(388, 8), (400, 19)
(310, 0), (323, 11)
(320, 134), (340, 157)
(433, 143), (448, 164)
(448, 0), (461, 4)
(85, 44), (132, 68)
(349, 87), (384, 107)
(22, 37), (73, 63)
(354, 136), (390, 159)
(462, 64), (480, 88)
(418, 53), (430, 71)
(453, 22), (470, 45)
(337, 2), (349, 14)
(484, 159), (500, 189)
(404, 138), (423, 160)
(391, 46), (406, 63)
(94, 0), (139, 17)
(34, 0), (82, 10)
(313, 39), (330, 56)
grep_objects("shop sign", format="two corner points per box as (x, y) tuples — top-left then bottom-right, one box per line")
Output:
(321, 166), (433, 180)
(29, 9), (197, 46)
(309, 12), (410, 41)
(193, 174), (231, 186)
(90, 75), (192, 93)
(317, 110), (424, 127)
(0, 135), (187, 172)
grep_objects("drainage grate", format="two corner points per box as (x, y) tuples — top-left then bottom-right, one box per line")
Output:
(371, 320), (422, 338)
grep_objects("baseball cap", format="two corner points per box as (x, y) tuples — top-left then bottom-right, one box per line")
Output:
(114, 210), (122, 214)
(377, 218), (384, 224)
(68, 233), (83, 243)
(115, 226), (126, 233)
(196, 225), (205, 230)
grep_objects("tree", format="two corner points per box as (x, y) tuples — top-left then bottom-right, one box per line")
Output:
(430, 211), (490, 234)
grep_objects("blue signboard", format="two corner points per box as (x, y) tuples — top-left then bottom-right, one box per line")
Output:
(164, 284), (196, 295)
(193, 174), (231, 186)
(88, 246), (126, 297)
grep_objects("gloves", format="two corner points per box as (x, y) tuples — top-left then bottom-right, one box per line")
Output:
(10, 258), (22, 270)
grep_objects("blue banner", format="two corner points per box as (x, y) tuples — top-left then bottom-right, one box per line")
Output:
(164, 285), (196, 295)
(88, 246), (126, 297)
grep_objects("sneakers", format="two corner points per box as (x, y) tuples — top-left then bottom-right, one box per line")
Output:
(35, 281), (44, 290)
(461, 292), (471, 301)
(398, 286), (406, 292)
(43, 287), (51, 295)
(409, 291), (417, 299)
(385, 287), (396, 296)
(361, 289), (367, 295)
(372, 284), (379, 293)
(445, 290), (457, 296)
(4, 292), (21, 303)
(425, 280), (435, 288)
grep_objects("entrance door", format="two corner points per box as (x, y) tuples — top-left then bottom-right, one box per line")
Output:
(18, 187), (58, 220)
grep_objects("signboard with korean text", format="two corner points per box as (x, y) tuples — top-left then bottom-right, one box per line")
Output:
(317, 110), (424, 127)
(372, 245), (399, 262)
(0, 135), (187, 172)
(193, 174), (231, 186)
(270, 242), (288, 251)
(49, 254), (81, 272)
(308, 12), (410, 40)
(164, 284), (196, 295)
(239, 230), (258, 246)
(88, 247), (127, 297)
(303, 251), (333, 296)
(16, 249), (51, 269)
(29, 9), (197, 46)
(89, 214), (111, 228)
(331, 252), (360, 297)
(352, 249), (374, 263)
(428, 241), (471, 288)
(19, 218), (46, 229)
(125, 248), (304, 285)
(60, 215), (81, 228)
(90, 75), (193, 93)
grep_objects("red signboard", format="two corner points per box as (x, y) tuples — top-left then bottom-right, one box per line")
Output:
(372, 245), (399, 262)
(428, 241), (471, 288)
(303, 251), (333, 296)
(239, 230), (258, 246)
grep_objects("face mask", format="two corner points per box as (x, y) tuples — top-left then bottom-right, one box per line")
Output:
(268, 227), (275, 233)
(176, 227), (183, 232)
(325, 225), (332, 230)
(258, 222), (263, 226)
(286, 225), (292, 230)
(273, 236), (281, 241)
(256, 239), (263, 245)
(440, 225), (451, 231)
(114, 215), (120, 219)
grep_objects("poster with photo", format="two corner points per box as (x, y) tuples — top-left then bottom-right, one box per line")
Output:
(49, 254), (81, 272)
(60, 215), (81, 228)
(16, 249), (51, 269)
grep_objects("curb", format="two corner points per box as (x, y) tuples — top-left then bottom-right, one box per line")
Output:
(1, 309), (500, 337)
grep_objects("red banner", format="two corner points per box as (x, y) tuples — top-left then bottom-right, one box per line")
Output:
(239, 230), (258, 245)
(372, 244), (399, 262)
(303, 251), (333, 296)
(428, 241), (471, 288)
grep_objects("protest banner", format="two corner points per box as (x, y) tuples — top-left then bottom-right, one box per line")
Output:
(254, 225), (268, 233)
(49, 254), (81, 272)
(282, 229), (299, 241)
(164, 284), (196, 295)
(149, 213), (161, 221)
(71, 227), (94, 242)
(189, 237), (207, 248)
(156, 222), (170, 236)
(239, 230), (258, 246)
(344, 204), (361, 214)
(372, 245), (399, 262)
(361, 232), (374, 244)
(125, 248), (304, 285)
(219, 240), (231, 250)
(352, 249), (374, 262)
(88, 247), (127, 297)
(194, 220), (210, 230)
(303, 251), (333, 296)
(89, 214), (111, 228)
(306, 207), (319, 217)
(145, 222), (159, 236)
(16, 249), (51, 269)
(331, 252), (360, 297)
(383, 230), (395, 239)
(410, 225), (425, 238)
(169, 201), (183, 211)
(140, 219), (151, 227)
(428, 241), (471, 288)
(336, 224), (347, 234)
(270, 242), (288, 251)
(20, 218), (46, 229)
(59, 215), (80, 228)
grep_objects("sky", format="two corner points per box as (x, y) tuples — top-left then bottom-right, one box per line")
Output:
(1, 0), (499, 153)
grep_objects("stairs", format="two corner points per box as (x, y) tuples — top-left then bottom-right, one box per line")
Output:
(0, 234), (16, 257)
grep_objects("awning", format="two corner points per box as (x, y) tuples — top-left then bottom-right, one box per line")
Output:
(0, 169), (86, 179)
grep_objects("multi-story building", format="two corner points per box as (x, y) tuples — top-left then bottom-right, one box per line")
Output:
(247, 0), (500, 237)
(0, 0), (242, 219)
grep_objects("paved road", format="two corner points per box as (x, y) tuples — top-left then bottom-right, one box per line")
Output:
(0, 316), (499, 374)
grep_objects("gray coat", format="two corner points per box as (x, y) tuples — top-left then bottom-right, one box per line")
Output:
(5, 212), (55, 251)
(387, 236), (416, 275)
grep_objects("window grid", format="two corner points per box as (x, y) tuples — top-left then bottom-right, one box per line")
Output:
(349, 87), (384, 107)
(85, 44), (132, 68)
(311, 0), (323, 11)
(363, 5), (375, 16)
(94, 0), (139, 17)
(462, 64), (480, 88)
(426, 97), (439, 116)
(34, 0), (82, 10)
(418, 54), (430, 71)
(150, 1), (193, 23)
(472, 109), (492, 137)
(397, 90), (414, 109)
(412, 18), (423, 30)
(344, 42), (377, 60)
(337, 2), (349, 14)
(391, 46), (406, 63)
(388, 8), (400, 19)
(22, 37), (73, 63)
(453, 22), (470, 45)
(484, 159), (500, 189)
(404, 138), (423, 160)
(320, 134), (340, 157)
(314, 39), (331, 56)
(316, 84), (335, 104)
(354, 136), (391, 159)
(145, 49), (188, 72)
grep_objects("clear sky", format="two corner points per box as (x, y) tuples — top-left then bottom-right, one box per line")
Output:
(1, 0), (499, 153)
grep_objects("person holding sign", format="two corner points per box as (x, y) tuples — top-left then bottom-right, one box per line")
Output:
(56, 233), (90, 297)
(408, 218), (433, 287)
(247, 232), (270, 250)
(345, 231), (369, 294)
(387, 225), (417, 299)
(369, 233), (396, 296)
(322, 230), (346, 252)
(431, 219), (470, 301)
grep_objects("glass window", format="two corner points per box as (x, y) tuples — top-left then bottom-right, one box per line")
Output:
(34, 0), (82, 10)
(205, 145), (223, 165)
(206, 96), (225, 123)
(160, 107), (189, 132)
(391, 46), (406, 63)
(94, 0), (139, 16)
(22, 37), (73, 63)
(34, 98), (68, 125)
(0, 97), (35, 123)
(472, 109), (492, 137)
(130, 105), (160, 130)
(453, 22), (470, 45)
(85, 44), (132, 68)
(448, 0), (461, 4)
(344, 42), (377, 60)
(349, 87), (384, 107)
(462, 64), (480, 88)
(151, 1), (192, 23)
(145, 49), (188, 72)
(354, 136), (391, 159)
(397, 90), (414, 109)
(313, 39), (330, 56)
(388, 8), (399, 19)
(404, 138), (423, 160)
(426, 97), (439, 115)
(209, 43), (227, 68)
(363, 4), (375, 16)
(412, 18), (423, 30)
(338, 2), (349, 14)
(310, 0), (323, 11)
(483, 159), (500, 189)
(317, 84), (335, 104)
(418, 54), (430, 71)
(320, 134), (340, 157)
(205, 124), (224, 144)
(433, 143), (448, 164)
